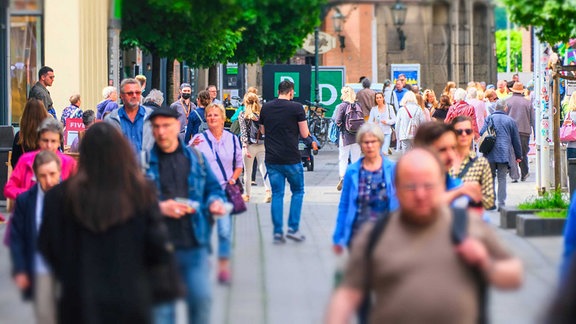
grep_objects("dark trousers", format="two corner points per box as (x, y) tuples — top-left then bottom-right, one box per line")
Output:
(519, 135), (530, 178)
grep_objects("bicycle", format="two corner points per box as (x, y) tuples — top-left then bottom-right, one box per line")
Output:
(305, 100), (330, 147)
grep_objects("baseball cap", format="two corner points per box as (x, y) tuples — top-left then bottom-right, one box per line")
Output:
(148, 107), (180, 121)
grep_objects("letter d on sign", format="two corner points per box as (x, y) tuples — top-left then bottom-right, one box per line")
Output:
(280, 76), (295, 83)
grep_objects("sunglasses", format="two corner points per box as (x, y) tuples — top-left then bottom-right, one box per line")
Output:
(122, 91), (142, 96)
(455, 129), (473, 136)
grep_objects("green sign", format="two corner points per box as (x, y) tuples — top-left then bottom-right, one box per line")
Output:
(274, 72), (301, 97)
(311, 67), (345, 117)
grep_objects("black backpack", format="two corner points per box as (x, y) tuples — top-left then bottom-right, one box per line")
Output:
(364, 208), (488, 324)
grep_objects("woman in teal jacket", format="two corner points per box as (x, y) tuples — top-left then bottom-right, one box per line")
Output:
(332, 123), (399, 253)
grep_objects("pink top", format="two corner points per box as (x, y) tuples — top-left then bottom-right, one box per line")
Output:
(4, 150), (77, 200)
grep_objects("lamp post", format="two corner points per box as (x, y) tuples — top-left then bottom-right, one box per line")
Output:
(391, 0), (407, 51)
(314, 6), (345, 106)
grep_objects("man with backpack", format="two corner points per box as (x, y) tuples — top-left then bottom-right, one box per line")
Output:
(325, 148), (523, 324)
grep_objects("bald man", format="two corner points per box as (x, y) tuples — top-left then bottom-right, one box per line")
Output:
(325, 148), (523, 324)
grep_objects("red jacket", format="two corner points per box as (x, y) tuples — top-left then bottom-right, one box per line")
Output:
(445, 100), (479, 137)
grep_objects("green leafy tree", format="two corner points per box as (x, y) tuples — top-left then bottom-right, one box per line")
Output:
(495, 30), (522, 72)
(121, 0), (242, 96)
(231, 0), (326, 64)
(502, 0), (576, 44)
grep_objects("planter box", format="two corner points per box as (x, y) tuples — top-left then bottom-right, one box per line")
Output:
(516, 214), (566, 237)
(499, 207), (539, 229)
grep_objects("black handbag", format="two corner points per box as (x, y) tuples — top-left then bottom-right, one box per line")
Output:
(479, 117), (496, 154)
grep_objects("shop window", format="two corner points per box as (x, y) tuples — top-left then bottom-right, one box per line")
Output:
(10, 15), (41, 125)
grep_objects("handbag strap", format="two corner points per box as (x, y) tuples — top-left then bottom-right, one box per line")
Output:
(203, 132), (228, 180)
(406, 106), (413, 119)
(457, 156), (477, 179)
(202, 131), (239, 181)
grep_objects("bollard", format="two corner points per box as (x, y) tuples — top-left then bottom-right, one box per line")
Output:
(568, 158), (576, 199)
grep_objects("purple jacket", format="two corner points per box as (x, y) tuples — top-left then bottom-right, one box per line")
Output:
(96, 99), (119, 119)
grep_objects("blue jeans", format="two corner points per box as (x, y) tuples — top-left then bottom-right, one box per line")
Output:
(266, 163), (305, 235)
(153, 247), (211, 324)
(568, 147), (576, 159)
(217, 214), (232, 259)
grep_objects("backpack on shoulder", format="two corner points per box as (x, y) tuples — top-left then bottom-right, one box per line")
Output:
(192, 109), (209, 133)
(364, 208), (488, 324)
(344, 102), (365, 134)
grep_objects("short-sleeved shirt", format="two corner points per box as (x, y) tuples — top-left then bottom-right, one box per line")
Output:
(260, 98), (306, 165)
(343, 207), (512, 324)
(118, 106), (146, 153)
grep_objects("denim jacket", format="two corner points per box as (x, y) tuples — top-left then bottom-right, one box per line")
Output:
(145, 140), (226, 247)
(332, 156), (399, 247)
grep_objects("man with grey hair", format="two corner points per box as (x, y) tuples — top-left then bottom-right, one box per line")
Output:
(445, 88), (479, 137)
(105, 78), (154, 161)
(143, 89), (165, 111)
(96, 86), (119, 119)
(170, 83), (196, 138)
(356, 78), (376, 117)
(466, 87), (487, 131)
(480, 100), (522, 210)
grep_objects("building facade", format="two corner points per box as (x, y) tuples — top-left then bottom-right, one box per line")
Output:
(320, 0), (496, 94)
(1, 0), (115, 126)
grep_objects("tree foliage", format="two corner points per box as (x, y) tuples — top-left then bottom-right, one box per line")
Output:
(495, 30), (522, 72)
(231, 0), (326, 64)
(121, 0), (242, 68)
(502, 0), (576, 44)
(122, 0), (326, 66)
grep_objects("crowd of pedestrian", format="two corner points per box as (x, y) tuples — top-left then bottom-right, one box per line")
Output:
(4, 63), (567, 324)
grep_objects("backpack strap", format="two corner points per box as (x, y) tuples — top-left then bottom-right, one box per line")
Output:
(405, 106), (413, 119)
(450, 207), (488, 324)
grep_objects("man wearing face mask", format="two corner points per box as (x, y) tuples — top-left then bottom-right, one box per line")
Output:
(170, 83), (197, 139)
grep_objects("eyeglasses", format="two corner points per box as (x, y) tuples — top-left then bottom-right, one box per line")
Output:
(361, 140), (380, 146)
(398, 182), (439, 192)
(122, 91), (142, 96)
(455, 129), (473, 136)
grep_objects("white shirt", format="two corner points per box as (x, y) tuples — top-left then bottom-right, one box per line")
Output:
(34, 184), (49, 274)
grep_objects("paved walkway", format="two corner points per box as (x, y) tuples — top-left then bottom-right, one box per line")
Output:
(0, 147), (565, 323)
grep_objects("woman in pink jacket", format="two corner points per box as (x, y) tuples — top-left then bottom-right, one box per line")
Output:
(5, 118), (77, 200)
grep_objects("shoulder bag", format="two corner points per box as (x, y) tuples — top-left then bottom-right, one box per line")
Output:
(561, 113), (576, 142)
(478, 117), (496, 154)
(203, 132), (247, 215)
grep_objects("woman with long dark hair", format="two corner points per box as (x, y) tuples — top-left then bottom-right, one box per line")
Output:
(38, 122), (175, 324)
(11, 99), (50, 168)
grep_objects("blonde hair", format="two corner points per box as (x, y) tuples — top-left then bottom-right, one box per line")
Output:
(247, 86), (258, 95)
(244, 92), (261, 119)
(340, 86), (356, 103)
(442, 81), (456, 96)
(205, 103), (226, 122)
(69, 94), (81, 105)
(400, 91), (417, 106)
(569, 94), (576, 112)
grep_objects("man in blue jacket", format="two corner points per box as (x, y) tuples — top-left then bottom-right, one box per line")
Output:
(145, 107), (226, 324)
(480, 100), (522, 210)
(10, 150), (61, 324)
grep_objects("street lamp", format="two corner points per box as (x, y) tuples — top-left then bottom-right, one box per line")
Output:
(332, 9), (344, 33)
(332, 8), (346, 52)
(391, 0), (407, 51)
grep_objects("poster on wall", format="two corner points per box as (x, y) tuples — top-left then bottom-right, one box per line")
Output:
(390, 64), (420, 87)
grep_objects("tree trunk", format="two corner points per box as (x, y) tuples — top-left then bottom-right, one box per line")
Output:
(152, 54), (161, 89)
(208, 65), (218, 88)
(165, 57), (175, 105)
